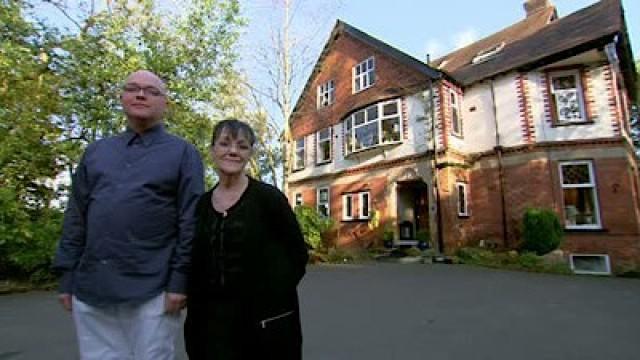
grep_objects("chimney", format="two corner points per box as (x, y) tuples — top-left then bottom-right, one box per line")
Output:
(524, 0), (553, 17)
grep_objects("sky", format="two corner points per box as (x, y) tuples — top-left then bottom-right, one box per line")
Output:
(241, 0), (639, 63)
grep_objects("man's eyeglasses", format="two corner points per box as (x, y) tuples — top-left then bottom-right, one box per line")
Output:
(123, 84), (165, 97)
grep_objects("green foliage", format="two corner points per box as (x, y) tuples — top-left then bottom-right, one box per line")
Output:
(293, 205), (332, 250)
(455, 247), (571, 274)
(521, 208), (563, 255)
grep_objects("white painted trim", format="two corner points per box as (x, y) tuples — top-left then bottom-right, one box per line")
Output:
(548, 70), (587, 123)
(316, 127), (332, 163)
(293, 137), (305, 170)
(344, 98), (402, 155)
(558, 160), (602, 229)
(294, 192), (303, 207)
(569, 253), (611, 275)
(352, 56), (375, 93)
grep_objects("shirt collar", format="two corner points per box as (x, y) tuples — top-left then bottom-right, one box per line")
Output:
(124, 123), (165, 147)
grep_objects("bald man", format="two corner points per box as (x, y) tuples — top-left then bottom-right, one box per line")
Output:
(53, 70), (204, 360)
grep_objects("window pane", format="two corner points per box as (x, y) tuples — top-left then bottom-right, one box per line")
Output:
(368, 70), (375, 86)
(383, 102), (398, 116)
(361, 193), (369, 218)
(296, 138), (304, 149)
(366, 105), (378, 121)
(344, 196), (352, 217)
(318, 204), (329, 217)
(344, 129), (352, 154)
(296, 150), (304, 168)
(354, 111), (365, 125)
(354, 122), (379, 150)
(367, 57), (374, 69)
(563, 188), (597, 225)
(382, 117), (400, 142)
(458, 185), (466, 214)
(552, 75), (577, 91)
(319, 141), (331, 161)
(561, 164), (591, 185)
(452, 108), (460, 134)
(318, 128), (330, 140)
(555, 90), (582, 122)
(319, 189), (328, 202)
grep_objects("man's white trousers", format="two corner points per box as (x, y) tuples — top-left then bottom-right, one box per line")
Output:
(72, 293), (180, 360)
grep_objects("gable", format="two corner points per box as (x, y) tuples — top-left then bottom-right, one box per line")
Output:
(290, 22), (440, 139)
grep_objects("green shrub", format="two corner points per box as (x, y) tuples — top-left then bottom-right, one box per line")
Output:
(521, 208), (563, 256)
(293, 205), (333, 251)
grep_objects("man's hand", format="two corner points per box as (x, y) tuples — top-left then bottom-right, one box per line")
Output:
(59, 293), (72, 312)
(164, 292), (187, 315)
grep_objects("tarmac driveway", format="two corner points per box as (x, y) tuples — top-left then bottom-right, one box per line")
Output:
(1, 263), (639, 360)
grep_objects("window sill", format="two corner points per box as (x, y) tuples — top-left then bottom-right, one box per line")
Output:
(551, 120), (595, 128)
(345, 141), (402, 159)
(458, 214), (470, 219)
(341, 218), (369, 223)
(451, 132), (464, 139)
(564, 227), (607, 233)
(291, 167), (305, 173)
(352, 84), (375, 95)
(315, 160), (332, 166)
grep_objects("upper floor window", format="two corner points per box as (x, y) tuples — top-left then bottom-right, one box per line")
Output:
(549, 70), (587, 124)
(449, 89), (462, 137)
(293, 138), (305, 170)
(559, 160), (601, 229)
(317, 80), (335, 108)
(353, 57), (375, 93)
(317, 187), (330, 217)
(343, 99), (401, 155)
(316, 127), (332, 164)
(456, 182), (469, 217)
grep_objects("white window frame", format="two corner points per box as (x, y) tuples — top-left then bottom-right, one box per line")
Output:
(449, 89), (463, 137)
(358, 191), (371, 219)
(294, 192), (303, 207)
(317, 187), (330, 217)
(342, 194), (353, 220)
(316, 127), (332, 164)
(343, 98), (402, 155)
(456, 182), (469, 217)
(570, 254), (611, 275)
(352, 57), (375, 93)
(559, 160), (601, 229)
(549, 70), (587, 124)
(293, 137), (305, 170)
(317, 79), (335, 108)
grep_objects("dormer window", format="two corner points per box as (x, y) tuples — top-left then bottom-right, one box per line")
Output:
(353, 57), (375, 93)
(317, 80), (335, 108)
(471, 42), (505, 64)
(343, 98), (401, 155)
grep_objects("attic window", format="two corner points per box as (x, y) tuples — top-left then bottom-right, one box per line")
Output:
(471, 42), (505, 65)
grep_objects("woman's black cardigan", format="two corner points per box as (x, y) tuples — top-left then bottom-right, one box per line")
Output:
(187, 177), (309, 321)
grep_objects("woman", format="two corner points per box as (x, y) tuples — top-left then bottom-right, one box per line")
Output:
(185, 119), (309, 359)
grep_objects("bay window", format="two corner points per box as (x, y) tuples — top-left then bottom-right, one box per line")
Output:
(343, 99), (402, 155)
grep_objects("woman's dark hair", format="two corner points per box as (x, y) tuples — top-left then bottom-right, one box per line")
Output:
(211, 118), (256, 147)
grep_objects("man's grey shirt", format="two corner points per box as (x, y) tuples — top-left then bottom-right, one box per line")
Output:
(53, 125), (204, 306)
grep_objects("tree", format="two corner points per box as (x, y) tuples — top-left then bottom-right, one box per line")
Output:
(240, 0), (343, 190)
(0, 0), (65, 279)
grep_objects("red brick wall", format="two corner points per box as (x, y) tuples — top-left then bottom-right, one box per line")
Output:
(290, 33), (431, 139)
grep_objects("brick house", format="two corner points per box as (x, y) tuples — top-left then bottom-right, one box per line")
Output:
(287, 0), (639, 273)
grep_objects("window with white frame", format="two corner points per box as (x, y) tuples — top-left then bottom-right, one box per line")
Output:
(294, 192), (303, 207)
(317, 80), (335, 108)
(353, 57), (375, 93)
(316, 128), (332, 163)
(317, 187), (330, 217)
(342, 194), (353, 220)
(293, 138), (305, 170)
(559, 161), (601, 229)
(450, 89), (462, 137)
(456, 182), (469, 217)
(549, 70), (587, 123)
(343, 99), (401, 155)
(359, 192), (370, 219)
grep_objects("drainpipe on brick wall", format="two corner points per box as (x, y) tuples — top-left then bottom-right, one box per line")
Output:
(489, 79), (509, 248)
(429, 79), (445, 254)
